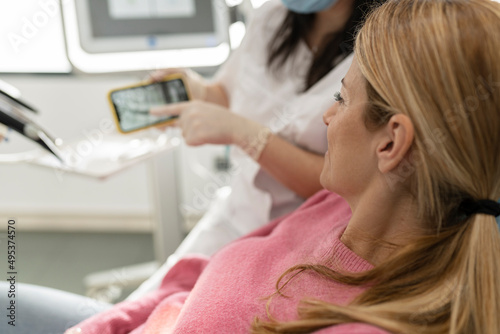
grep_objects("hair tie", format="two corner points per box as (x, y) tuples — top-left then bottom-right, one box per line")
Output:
(459, 198), (500, 217)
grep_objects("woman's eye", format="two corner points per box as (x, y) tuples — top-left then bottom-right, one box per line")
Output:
(334, 91), (344, 104)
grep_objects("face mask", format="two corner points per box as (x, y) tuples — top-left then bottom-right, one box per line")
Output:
(281, 0), (338, 14)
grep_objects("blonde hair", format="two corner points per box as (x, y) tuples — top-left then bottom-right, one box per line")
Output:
(252, 0), (500, 333)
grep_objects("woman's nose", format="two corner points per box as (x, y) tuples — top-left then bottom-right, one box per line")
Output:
(323, 105), (336, 125)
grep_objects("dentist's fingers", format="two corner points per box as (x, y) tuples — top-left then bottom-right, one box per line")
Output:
(150, 101), (193, 117)
(146, 68), (208, 101)
(151, 100), (256, 147)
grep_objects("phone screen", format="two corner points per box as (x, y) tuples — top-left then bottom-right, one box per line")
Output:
(110, 78), (189, 133)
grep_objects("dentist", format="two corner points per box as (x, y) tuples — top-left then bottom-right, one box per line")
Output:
(132, 0), (379, 298)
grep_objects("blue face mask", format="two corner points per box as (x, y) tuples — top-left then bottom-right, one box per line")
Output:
(281, 0), (338, 14)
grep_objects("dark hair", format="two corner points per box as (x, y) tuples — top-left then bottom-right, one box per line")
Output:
(267, 0), (381, 91)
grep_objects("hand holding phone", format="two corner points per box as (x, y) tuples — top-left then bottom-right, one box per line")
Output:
(108, 74), (190, 134)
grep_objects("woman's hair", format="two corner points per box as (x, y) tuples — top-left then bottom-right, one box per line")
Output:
(253, 0), (500, 333)
(267, 0), (378, 91)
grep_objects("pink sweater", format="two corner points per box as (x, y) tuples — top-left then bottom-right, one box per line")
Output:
(70, 190), (390, 333)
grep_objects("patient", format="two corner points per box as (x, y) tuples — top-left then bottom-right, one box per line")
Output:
(2, 0), (499, 333)
(62, 0), (500, 333)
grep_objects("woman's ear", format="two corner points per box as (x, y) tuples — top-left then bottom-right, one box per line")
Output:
(376, 114), (415, 173)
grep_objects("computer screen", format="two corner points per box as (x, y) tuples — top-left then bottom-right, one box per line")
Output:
(74, 0), (229, 53)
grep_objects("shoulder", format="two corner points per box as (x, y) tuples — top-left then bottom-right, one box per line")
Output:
(313, 323), (392, 334)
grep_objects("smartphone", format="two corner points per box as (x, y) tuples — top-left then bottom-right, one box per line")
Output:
(108, 74), (190, 134)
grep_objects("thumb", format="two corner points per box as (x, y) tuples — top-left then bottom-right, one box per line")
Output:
(150, 101), (191, 117)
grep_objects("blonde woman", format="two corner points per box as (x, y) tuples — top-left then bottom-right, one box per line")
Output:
(63, 0), (499, 332)
(253, 0), (500, 332)
(10, 0), (500, 333)
(65, 0), (500, 333)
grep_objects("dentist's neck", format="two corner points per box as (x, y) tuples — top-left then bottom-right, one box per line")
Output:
(307, 0), (354, 51)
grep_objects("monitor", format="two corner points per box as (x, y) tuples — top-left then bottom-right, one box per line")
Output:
(61, 0), (231, 72)
(75, 0), (228, 53)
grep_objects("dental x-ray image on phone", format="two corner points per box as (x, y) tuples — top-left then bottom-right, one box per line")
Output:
(108, 74), (190, 133)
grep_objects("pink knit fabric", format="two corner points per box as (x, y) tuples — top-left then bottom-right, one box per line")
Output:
(69, 190), (391, 333)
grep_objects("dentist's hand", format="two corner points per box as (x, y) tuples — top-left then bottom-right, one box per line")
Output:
(150, 101), (266, 148)
(149, 68), (208, 101)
